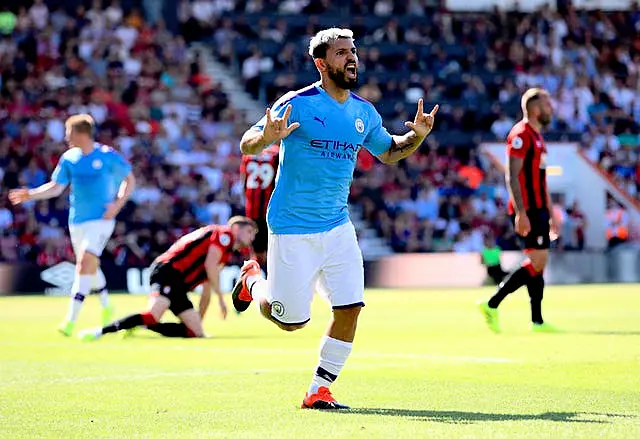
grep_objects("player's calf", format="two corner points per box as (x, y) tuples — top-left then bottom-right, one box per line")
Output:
(177, 309), (205, 337)
(60, 253), (100, 336)
(79, 296), (169, 341)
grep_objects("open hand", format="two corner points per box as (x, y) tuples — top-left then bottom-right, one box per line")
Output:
(515, 211), (531, 237)
(261, 104), (300, 145)
(405, 99), (439, 139)
(218, 296), (228, 320)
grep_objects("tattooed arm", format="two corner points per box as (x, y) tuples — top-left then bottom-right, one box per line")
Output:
(506, 156), (526, 213)
(377, 132), (426, 164)
(377, 99), (439, 164)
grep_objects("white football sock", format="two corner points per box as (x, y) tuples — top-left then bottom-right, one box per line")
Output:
(66, 274), (92, 323)
(93, 268), (110, 309)
(248, 277), (267, 301)
(308, 336), (353, 395)
(93, 268), (107, 290)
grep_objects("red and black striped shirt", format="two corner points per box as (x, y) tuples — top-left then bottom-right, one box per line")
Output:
(506, 120), (548, 215)
(240, 144), (280, 220)
(155, 225), (234, 290)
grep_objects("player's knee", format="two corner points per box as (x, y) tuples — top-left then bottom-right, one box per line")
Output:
(333, 305), (363, 322)
(528, 251), (548, 273)
(78, 253), (98, 274)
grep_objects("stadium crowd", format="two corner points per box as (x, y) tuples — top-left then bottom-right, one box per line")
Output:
(0, 0), (248, 265)
(1, 0), (639, 265)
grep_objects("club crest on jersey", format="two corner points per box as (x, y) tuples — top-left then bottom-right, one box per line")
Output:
(536, 141), (542, 149)
(271, 301), (285, 317)
(355, 118), (365, 133)
(92, 159), (103, 170)
(219, 233), (231, 246)
(512, 136), (523, 149)
(537, 236), (543, 245)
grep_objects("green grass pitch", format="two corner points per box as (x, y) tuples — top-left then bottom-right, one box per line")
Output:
(1, 285), (639, 438)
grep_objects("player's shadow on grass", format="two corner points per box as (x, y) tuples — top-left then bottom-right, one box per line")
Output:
(337, 409), (633, 424)
(572, 330), (640, 336)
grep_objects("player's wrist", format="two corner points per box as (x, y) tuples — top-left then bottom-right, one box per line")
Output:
(259, 132), (276, 148)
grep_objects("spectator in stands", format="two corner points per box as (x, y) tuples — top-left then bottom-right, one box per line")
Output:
(605, 199), (630, 249)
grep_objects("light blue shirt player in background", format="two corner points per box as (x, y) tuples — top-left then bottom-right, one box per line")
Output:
(232, 28), (439, 409)
(9, 114), (136, 337)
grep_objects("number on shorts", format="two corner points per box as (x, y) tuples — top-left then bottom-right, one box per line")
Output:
(246, 162), (275, 190)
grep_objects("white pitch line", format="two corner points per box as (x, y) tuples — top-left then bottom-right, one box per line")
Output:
(0, 362), (412, 387)
(0, 341), (516, 364)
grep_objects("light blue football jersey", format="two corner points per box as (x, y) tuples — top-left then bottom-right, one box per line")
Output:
(252, 82), (393, 234)
(51, 143), (132, 224)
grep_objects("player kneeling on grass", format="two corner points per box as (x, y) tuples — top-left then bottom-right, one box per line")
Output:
(78, 217), (257, 341)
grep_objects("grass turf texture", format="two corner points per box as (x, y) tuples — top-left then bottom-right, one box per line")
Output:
(1, 285), (639, 439)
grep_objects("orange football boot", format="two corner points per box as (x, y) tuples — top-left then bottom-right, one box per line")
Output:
(301, 387), (350, 410)
(231, 260), (261, 312)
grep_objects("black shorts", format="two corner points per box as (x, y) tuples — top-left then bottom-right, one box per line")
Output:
(149, 262), (194, 316)
(510, 209), (551, 250)
(253, 217), (269, 254)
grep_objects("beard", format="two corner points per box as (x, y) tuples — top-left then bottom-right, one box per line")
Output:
(539, 113), (552, 127)
(327, 64), (358, 90)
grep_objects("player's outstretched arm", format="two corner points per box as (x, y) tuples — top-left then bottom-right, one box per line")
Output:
(240, 105), (299, 155)
(203, 246), (227, 320)
(8, 181), (66, 205)
(378, 99), (439, 164)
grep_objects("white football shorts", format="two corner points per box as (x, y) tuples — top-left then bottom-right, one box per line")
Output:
(266, 221), (364, 325)
(69, 219), (116, 257)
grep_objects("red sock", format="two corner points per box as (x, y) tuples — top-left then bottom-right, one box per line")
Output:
(522, 260), (538, 277)
(141, 312), (157, 326)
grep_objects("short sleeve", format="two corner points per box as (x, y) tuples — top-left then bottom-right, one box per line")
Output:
(240, 155), (249, 174)
(51, 157), (70, 185)
(507, 131), (531, 159)
(108, 150), (132, 181)
(210, 228), (234, 262)
(252, 92), (298, 131)
(364, 109), (392, 156)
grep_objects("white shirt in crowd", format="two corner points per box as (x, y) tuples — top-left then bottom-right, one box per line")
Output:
(453, 230), (484, 253)
(0, 208), (13, 229)
(208, 200), (231, 224)
(192, 0), (215, 22)
(46, 118), (65, 142)
(29, 2), (49, 30)
(472, 197), (498, 218)
(114, 25), (138, 51)
(105, 4), (123, 24)
(609, 86), (635, 114)
(242, 55), (273, 80)
(491, 117), (514, 140)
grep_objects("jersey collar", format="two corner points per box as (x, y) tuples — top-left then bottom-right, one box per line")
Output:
(315, 81), (352, 108)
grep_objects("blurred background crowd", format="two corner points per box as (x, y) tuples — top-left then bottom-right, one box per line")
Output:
(0, 0), (638, 266)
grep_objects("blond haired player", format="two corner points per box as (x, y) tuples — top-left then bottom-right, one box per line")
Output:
(9, 114), (135, 336)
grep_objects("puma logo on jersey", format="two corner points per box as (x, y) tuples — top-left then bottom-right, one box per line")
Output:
(313, 116), (327, 127)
